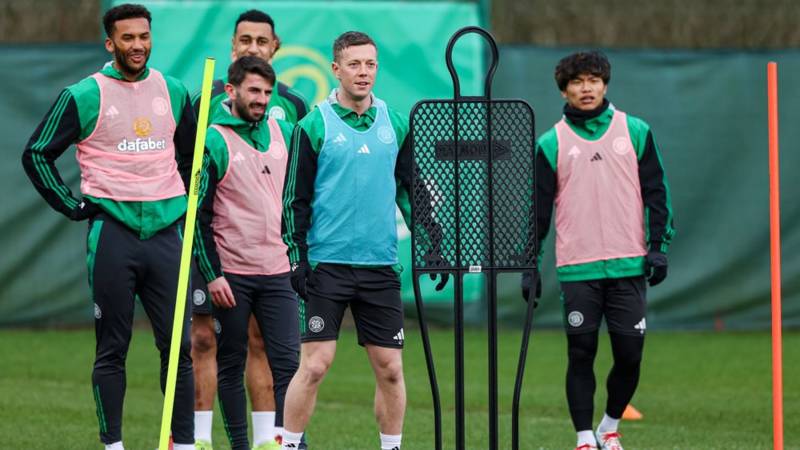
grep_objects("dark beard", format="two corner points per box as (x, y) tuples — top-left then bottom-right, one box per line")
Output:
(234, 99), (265, 123)
(113, 46), (149, 79)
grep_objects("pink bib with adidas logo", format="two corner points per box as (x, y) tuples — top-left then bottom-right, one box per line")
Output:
(210, 118), (289, 275)
(76, 69), (186, 201)
(554, 110), (646, 268)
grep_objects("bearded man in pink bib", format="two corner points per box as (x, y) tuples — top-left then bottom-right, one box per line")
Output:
(192, 56), (298, 450)
(21, 4), (197, 450)
(529, 51), (675, 450)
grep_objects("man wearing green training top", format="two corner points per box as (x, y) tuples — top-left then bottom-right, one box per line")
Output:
(189, 9), (309, 450)
(193, 56), (299, 450)
(279, 31), (447, 450)
(190, 10), (308, 121)
(21, 4), (195, 450)
(530, 51), (674, 450)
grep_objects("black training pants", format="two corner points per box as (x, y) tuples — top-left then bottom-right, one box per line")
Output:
(88, 214), (194, 444)
(214, 272), (300, 450)
(561, 277), (646, 431)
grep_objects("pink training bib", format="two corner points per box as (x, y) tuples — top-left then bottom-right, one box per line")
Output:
(211, 118), (289, 275)
(76, 69), (186, 201)
(554, 110), (647, 268)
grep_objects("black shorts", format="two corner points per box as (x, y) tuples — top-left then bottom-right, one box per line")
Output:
(190, 261), (212, 315)
(302, 263), (404, 348)
(560, 276), (647, 336)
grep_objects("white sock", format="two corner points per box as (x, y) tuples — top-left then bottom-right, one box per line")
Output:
(105, 442), (124, 450)
(598, 413), (620, 433)
(194, 410), (213, 442)
(380, 433), (402, 450)
(281, 430), (303, 449)
(274, 426), (285, 441)
(577, 430), (596, 447)
(252, 411), (276, 445)
(173, 445), (195, 450)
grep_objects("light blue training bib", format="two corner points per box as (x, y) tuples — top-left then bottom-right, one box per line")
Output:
(308, 98), (400, 265)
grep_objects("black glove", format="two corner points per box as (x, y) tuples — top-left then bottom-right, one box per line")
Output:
(645, 251), (668, 287)
(69, 200), (100, 221)
(290, 261), (311, 300)
(521, 270), (541, 308)
(430, 273), (449, 291)
(423, 252), (450, 291)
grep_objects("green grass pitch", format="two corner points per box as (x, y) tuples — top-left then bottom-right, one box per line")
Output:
(0, 327), (797, 449)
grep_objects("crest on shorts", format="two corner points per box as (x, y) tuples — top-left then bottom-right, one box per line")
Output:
(567, 311), (584, 327)
(213, 318), (222, 334)
(308, 316), (325, 333)
(94, 303), (102, 319)
(192, 289), (206, 306)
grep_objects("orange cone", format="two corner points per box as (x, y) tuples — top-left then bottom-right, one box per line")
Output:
(622, 404), (643, 420)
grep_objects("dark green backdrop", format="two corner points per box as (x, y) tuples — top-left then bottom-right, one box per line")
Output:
(2, 44), (798, 329)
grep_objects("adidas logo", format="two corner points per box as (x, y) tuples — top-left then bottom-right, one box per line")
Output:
(568, 145), (581, 158)
(357, 144), (370, 154)
(393, 328), (405, 342)
(634, 318), (646, 334)
(233, 152), (246, 162)
(333, 132), (347, 145)
(105, 105), (119, 118)
(590, 152), (603, 162)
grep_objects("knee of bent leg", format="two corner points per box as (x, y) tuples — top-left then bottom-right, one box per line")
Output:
(301, 358), (331, 385)
(567, 332), (598, 364)
(192, 320), (217, 354)
(95, 345), (129, 370)
(612, 335), (644, 369)
(568, 343), (594, 363)
(375, 358), (404, 386)
(616, 351), (642, 371)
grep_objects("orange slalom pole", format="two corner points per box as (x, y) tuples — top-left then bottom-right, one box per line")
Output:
(767, 61), (783, 450)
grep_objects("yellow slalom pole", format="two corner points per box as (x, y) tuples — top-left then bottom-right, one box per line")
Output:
(158, 57), (215, 450)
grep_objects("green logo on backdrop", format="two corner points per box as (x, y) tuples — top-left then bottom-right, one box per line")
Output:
(273, 45), (334, 105)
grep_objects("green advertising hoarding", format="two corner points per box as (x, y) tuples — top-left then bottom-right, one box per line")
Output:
(5, 42), (799, 328)
(110, 0), (487, 308)
(114, 1), (485, 112)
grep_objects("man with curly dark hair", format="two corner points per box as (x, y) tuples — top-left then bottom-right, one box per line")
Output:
(531, 50), (674, 450)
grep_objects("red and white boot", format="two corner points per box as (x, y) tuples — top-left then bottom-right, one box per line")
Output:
(595, 430), (623, 450)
